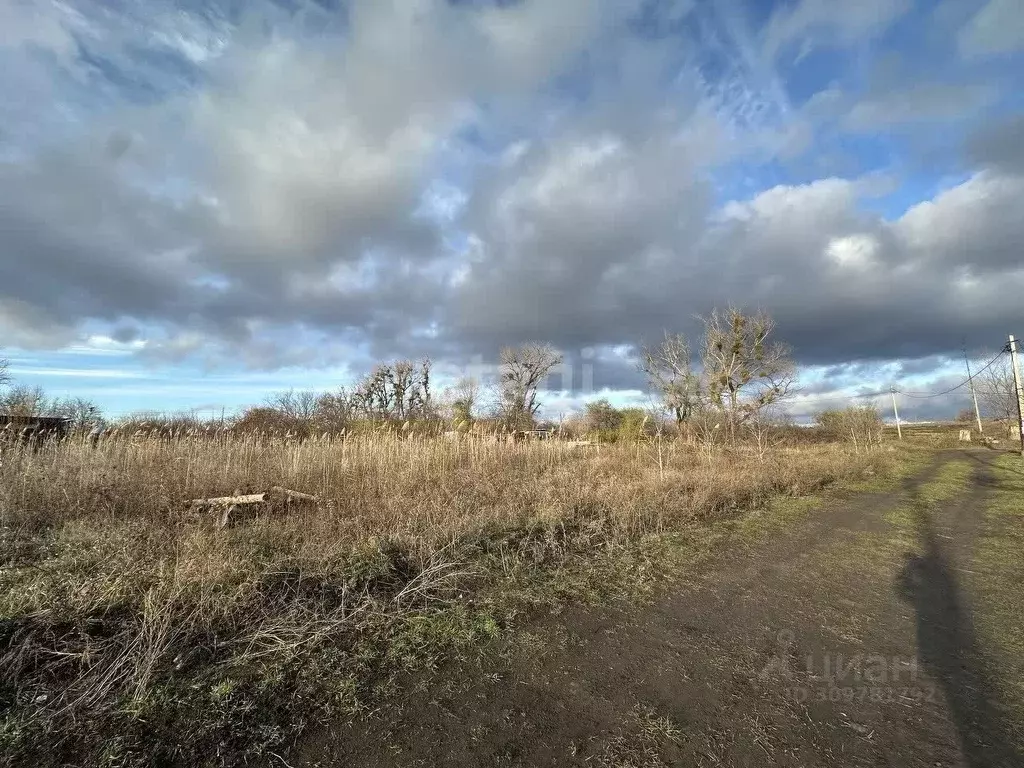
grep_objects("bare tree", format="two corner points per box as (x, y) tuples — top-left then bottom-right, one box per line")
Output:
(237, 389), (324, 437)
(391, 360), (415, 420)
(351, 359), (433, 422)
(0, 384), (48, 417)
(498, 342), (562, 430)
(978, 357), (1019, 437)
(690, 406), (722, 466)
(642, 397), (669, 477)
(408, 358), (432, 417)
(0, 356), (9, 389)
(267, 389), (320, 421)
(313, 388), (354, 433)
(351, 365), (395, 419)
(445, 376), (480, 426)
(744, 410), (775, 463)
(700, 307), (796, 436)
(638, 332), (700, 427)
(50, 397), (103, 431)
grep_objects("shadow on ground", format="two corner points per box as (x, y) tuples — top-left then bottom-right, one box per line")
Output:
(896, 475), (1022, 768)
(960, 449), (1024, 480)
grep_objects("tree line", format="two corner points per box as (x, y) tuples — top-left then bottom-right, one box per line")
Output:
(3, 307), (1019, 439)
(229, 306), (799, 438)
(232, 342), (566, 436)
(0, 377), (101, 431)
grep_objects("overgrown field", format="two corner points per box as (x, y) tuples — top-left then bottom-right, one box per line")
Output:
(1, 434), (893, 766)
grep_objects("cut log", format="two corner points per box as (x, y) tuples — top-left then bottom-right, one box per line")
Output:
(270, 486), (318, 503)
(186, 486), (320, 528)
(188, 488), (318, 508)
(188, 493), (268, 507)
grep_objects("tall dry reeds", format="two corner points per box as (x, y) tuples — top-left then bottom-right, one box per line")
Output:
(0, 432), (888, 766)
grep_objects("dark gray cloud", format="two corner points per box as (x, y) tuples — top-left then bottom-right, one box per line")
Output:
(842, 82), (998, 132)
(0, 0), (1022, 423)
(445, 157), (1024, 368)
(966, 113), (1024, 174)
(802, 46), (1005, 138)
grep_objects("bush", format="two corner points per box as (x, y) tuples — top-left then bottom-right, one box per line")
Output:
(617, 408), (652, 442)
(584, 401), (655, 443)
(816, 406), (884, 451)
(584, 399), (622, 441)
(232, 405), (311, 437)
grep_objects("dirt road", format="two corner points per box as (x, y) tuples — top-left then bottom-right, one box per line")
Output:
(298, 450), (1024, 767)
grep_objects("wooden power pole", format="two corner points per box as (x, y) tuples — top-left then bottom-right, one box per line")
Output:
(964, 347), (983, 435)
(890, 387), (902, 441)
(1009, 335), (1024, 456)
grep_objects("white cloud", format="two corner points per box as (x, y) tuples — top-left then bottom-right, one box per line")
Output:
(63, 336), (147, 356)
(763, 0), (913, 61)
(0, 0), (87, 59)
(895, 171), (1024, 272)
(826, 234), (878, 269)
(8, 367), (148, 379)
(959, 0), (1024, 57)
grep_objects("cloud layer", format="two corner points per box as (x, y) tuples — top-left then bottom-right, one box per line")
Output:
(1, 0), (1022, 414)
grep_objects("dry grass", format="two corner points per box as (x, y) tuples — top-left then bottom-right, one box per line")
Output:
(0, 433), (890, 766)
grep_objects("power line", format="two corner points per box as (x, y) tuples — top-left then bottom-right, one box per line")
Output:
(798, 389), (907, 404)
(788, 389), (889, 404)
(896, 346), (1009, 399)
(787, 350), (1009, 409)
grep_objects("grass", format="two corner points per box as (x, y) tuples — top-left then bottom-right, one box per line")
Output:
(969, 452), (1024, 737)
(882, 457), (975, 529)
(0, 432), (897, 766)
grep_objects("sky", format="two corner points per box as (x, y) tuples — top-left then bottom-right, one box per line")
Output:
(1, 0), (1022, 422)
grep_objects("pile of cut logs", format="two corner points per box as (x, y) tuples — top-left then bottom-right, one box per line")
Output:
(186, 486), (318, 527)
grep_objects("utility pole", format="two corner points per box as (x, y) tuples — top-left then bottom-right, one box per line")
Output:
(890, 387), (902, 441)
(1009, 335), (1024, 456)
(964, 346), (983, 435)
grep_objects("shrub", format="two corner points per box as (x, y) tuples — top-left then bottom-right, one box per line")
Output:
(816, 406), (884, 451)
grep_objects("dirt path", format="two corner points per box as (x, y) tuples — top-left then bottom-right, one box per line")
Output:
(297, 450), (1024, 767)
